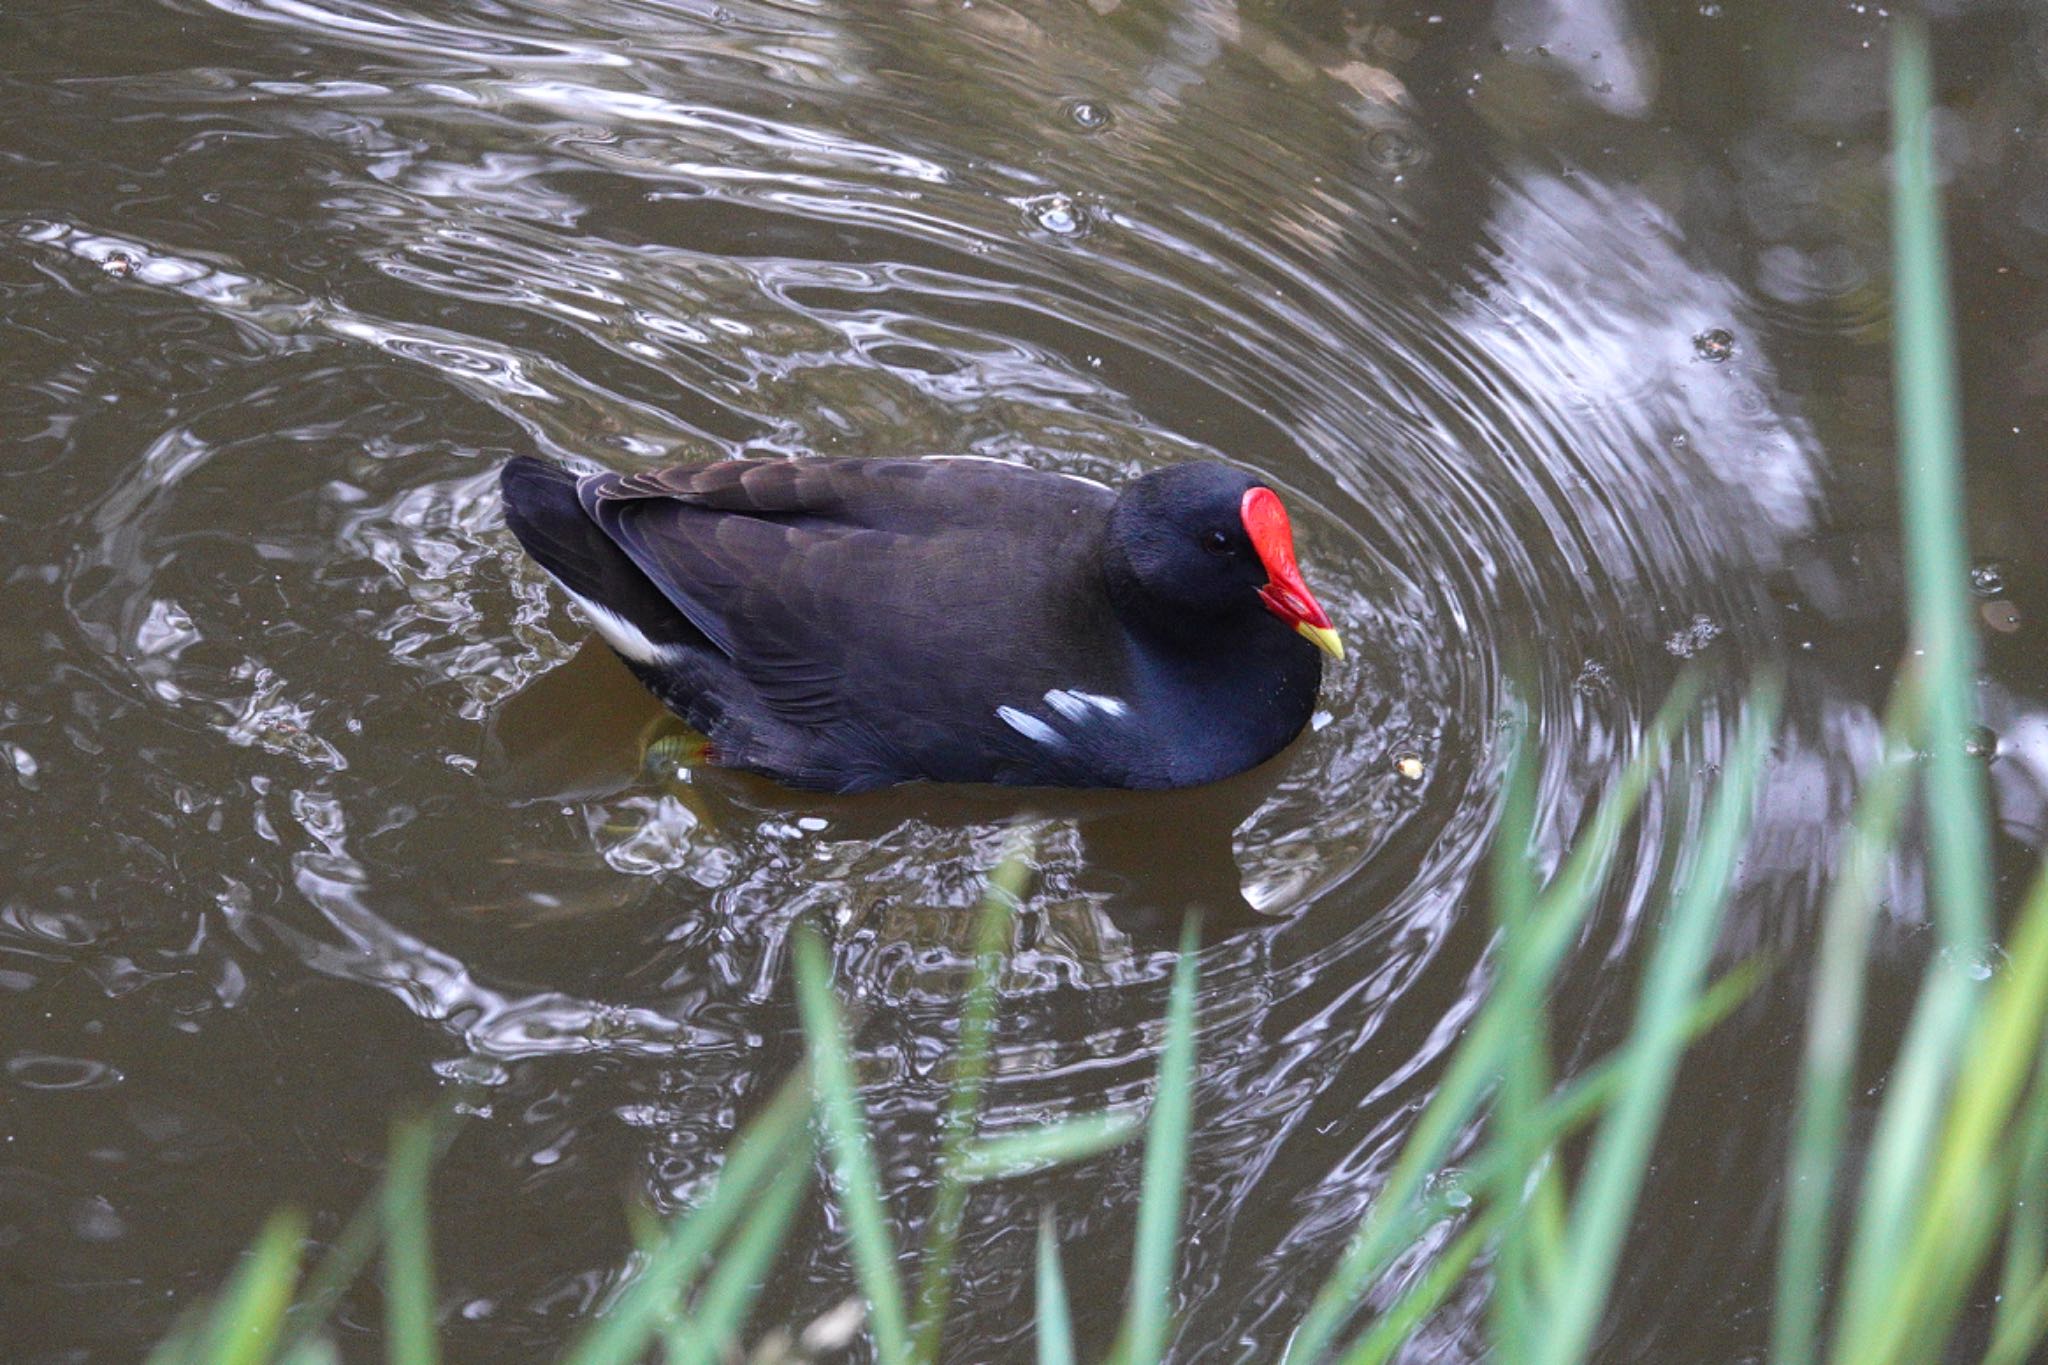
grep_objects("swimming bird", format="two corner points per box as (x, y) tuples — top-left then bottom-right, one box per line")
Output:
(499, 455), (1342, 793)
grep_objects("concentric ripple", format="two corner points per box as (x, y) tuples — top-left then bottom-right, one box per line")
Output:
(3, 0), (1984, 1360)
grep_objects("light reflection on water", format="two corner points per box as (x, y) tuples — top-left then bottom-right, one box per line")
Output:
(4, 0), (2046, 1359)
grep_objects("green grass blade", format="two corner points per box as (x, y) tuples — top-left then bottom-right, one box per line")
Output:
(1819, 19), (2002, 1359)
(955, 1112), (1145, 1183)
(1530, 677), (1781, 1365)
(565, 1068), (812, 1365)
(275, 1086), (479, 1360)
(794, 925), (911, 1363)
(1986, 1266), (2048, 1365)
(1121, 915), (1201, 1364)
(664, 1156), (814, 1365)
(185, 1210), (308, 1365)
(911, 845), (1030, 1359)
(1996, 1046), (2048, 1349)
(279, 1189), (381, 1357)
(1889, 8), (1991, 954)
(383, 1118), (441, 1365)
(1842, 861), (2048, 1364)
(1287, 954), (1768, 1360)
(1384, 960), (1766, 1252)
(1336, 1207), (1502, 1365)
(1485, 720), (1554, 1358)
(1771, 671), (1922, 1365)
(275, 1338), (342, 1365)
(1537, 674), (1703, 921)
(1037, 1208), (1076, 1365)
(1826, 957), (1980, 1363)
(1285, 680), (1702, 1364)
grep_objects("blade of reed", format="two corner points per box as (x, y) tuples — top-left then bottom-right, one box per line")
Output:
(280, 1189), (381, 1357)
(564, 1068), (812, 1365)
(1826, 955), (1979, 1363)
(1987, 1255), (2048, 1365)
(1336, 1206), (1503, 1365)
(956, 1112), (1145, 1183)
(1483, 723), (1554, 1359)
(1120, 915), (1201, 1364)
(1994, 1043), (2048, 1351)
(1888, 8), (1991, 954)
(383, 1117), (441, 1365)
(1037, 1207), (1076, 1365)
(1295, 954), (1766, 1365)
(1770, 669), (1922, 1365)
(277, 1087), (478, 1359)
(1529, 677), (1781, 1365)
(1824, 17), (2000, 1358)
(276, 1339), (342, 1365)
(1843, 860), (2048, 1365)
(184, 1210), (308, 1365)
(910, 846), (1030, 1360)
(663, 1156), (815, 1365)
(794, 925), (911, 1364)
(1456, 959), (1765, 1216)
(1884, 1140), (2029, 1365)
(145, 1301), (206, 1364)
(1285, 677), (1702, 1364)
(1293, 952), (1762, 1321)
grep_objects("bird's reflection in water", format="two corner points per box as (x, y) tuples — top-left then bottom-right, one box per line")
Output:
(482, 637), (1285, 965)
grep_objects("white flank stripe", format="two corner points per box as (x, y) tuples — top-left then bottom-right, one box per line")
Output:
(996, 705), (1062, 746)
(1073, 690), (1128, 717)
(1044, 688), (1129, 722)
(1043, 689), (1088, 722)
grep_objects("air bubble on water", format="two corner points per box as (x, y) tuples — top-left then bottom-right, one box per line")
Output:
(1699, 2), (1723, 15)
(1424, 1167), (1473, 1210)
(1664, 615), (1722, 658)
(1968, 561), (2006, 597)
(1982, 600), (2023, 633)
(1573, 659), (1614, 697)
(1022, 193), (1085, 236)
(1941, 942), (2007, 981)
(1692, 327), (1735, 362)
(1064, 99), (1112, 132)
(1366, 129), (1422, 170)
(433, 1054), (508, 1087)
(1964, 725), (1998, 761)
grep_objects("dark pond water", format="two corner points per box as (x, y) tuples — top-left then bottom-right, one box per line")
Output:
(7, 0), (2048, 1359)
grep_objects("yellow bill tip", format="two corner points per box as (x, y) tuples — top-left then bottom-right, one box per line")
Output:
(1296, 622), (1344, 661)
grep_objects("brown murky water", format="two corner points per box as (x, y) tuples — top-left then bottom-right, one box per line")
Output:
(6, 1), (2048, 1359)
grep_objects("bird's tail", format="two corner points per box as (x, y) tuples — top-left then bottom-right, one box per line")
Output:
(499, 457), (699, 664)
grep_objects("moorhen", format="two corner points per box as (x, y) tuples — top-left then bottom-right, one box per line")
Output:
(499, 455), (1342, 793)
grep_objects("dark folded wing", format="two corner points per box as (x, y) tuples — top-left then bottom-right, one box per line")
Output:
(579, 457), (1113, 729)
(594, 456), (1105, 533)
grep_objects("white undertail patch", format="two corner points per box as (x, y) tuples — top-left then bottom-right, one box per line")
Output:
(567, 591), (674, 666)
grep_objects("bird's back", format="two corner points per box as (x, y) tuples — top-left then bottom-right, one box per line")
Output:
(503, 455), (1144, 790)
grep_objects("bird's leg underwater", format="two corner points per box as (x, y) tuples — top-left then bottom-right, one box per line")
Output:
(597, 715), (720, 837)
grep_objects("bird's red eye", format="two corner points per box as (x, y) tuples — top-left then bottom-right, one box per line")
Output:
(1202, 529), (1231, 555)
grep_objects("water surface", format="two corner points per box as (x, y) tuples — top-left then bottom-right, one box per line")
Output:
(5, 0), (2048, 1359)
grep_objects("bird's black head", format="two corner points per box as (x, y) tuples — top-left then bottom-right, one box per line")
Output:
(1105, 462), (1343, 659)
